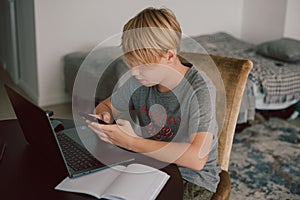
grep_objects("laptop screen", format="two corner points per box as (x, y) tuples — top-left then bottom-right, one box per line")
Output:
(5, 85), (69, 177)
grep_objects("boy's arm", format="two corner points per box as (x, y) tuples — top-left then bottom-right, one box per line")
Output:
(95, 97), (112, 115)
(93, 97), (213, 170)
(130, 131), (212, 171)
(94, 97), (121, 123)
(97, 122), (212, 171)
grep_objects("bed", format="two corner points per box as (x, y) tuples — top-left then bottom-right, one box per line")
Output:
(63, 32), (300, 124)
(182, 32), (300, 123)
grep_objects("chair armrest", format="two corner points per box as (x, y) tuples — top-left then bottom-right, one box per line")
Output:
(211, 170), (231, 200)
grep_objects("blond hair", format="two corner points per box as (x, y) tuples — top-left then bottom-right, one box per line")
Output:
(122, 7), (182, 64)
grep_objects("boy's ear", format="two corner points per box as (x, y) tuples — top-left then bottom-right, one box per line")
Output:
(166, 49), (177, 62)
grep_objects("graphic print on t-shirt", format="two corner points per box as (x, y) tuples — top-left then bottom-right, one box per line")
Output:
(130, 87), (182, 142)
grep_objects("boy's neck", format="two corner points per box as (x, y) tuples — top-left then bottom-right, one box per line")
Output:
(156, 61), (190, 93)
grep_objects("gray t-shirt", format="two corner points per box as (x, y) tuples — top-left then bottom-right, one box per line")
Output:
(111, 63), (221, 192)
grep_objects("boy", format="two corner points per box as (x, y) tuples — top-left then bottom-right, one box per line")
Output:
(88, 7), (221, 199)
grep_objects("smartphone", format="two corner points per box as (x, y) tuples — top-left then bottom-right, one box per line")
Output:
(78, 112), (108, 124)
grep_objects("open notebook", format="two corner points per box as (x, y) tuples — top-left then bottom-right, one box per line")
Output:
(55, 163), (170, 200)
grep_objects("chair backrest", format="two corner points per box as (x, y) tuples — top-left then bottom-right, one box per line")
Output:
(179, 52), (253, 171)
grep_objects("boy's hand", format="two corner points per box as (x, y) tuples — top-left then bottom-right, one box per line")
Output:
(91, 112), (113, 124)
(87, 119), (140, 151)
(115, 119), (138, 138)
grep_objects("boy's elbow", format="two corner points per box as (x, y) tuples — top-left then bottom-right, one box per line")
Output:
(189, 155), (208, 171)
(190, 160), (206, 171)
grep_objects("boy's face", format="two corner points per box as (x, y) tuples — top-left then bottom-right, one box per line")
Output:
(130, 63), (165, 87)
(124, 50), (178, 89)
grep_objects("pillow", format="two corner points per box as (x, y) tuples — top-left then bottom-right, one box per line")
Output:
(256, 38), (300, 62)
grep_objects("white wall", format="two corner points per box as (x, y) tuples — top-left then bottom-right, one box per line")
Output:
(241, 0), (287, 44)
(168, 0), (243, 37)
(284, 0), (300, 40)
(4, 0), (298, 106)
(33, 0), (243, 106)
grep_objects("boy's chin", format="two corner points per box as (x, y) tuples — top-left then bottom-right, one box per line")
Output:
(141, 82), (157, 87)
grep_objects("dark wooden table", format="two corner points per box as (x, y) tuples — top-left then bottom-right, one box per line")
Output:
(0, 119), (183, 200)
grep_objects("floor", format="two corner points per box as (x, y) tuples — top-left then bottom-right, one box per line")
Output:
(1, 65), (300, 127)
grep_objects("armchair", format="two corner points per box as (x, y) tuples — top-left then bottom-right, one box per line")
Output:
(179, 53), (253, 200)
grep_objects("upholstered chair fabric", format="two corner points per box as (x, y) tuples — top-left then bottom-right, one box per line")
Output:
(179, 52), (253, 200)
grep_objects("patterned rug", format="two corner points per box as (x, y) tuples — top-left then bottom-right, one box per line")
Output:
(229, 118), (300, 200)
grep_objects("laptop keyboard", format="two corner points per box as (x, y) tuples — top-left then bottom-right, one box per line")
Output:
(57, 133), (103, 172)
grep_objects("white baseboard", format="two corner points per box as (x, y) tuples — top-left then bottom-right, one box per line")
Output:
(18, 80), (71, 107)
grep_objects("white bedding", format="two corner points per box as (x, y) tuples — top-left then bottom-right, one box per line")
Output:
(252, 80), (299, 110)
(184, 32), (300, 123)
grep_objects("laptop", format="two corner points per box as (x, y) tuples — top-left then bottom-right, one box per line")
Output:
(4, 84), (135, 178)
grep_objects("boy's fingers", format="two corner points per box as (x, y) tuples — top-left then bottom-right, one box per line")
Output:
(116, 119), (127, 126)
(89, 122), (114, 132)
(99, 136), (112, 144)
(88, 123), (110, 138)
(102, 112), (112, 123)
